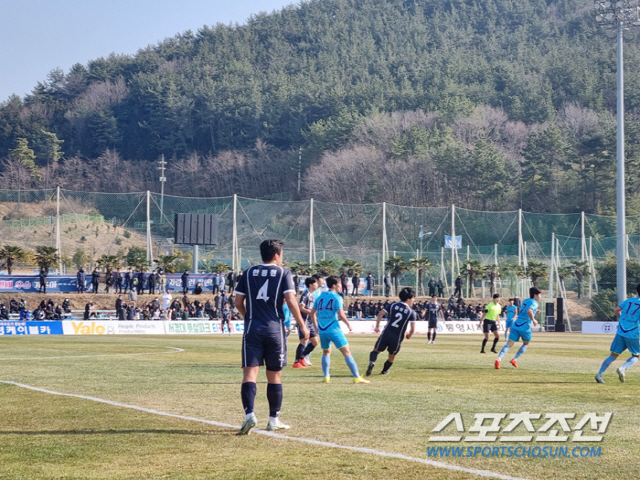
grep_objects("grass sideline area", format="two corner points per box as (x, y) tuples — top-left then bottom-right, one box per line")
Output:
(0, 333), (635, 479)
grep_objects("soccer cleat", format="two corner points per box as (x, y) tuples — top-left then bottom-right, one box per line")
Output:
(380, 370), (390, 375)
(299, 358), (307, 367)
(490, 348), (497, 353)
(494, 359), (501, 370)
(510, 358), (518, 368)
(353, 376), (370, 384)
(266, 419), (290, 431)
(616, 367), (626, 383)
(305, 359), (312, 366)
(323, 376), (330, 383)
(293, 362), (306, 368)
(480, 350), (486, 354)
(595, 373), (605, 384)
(236, 413), (257, 435)
(365, 362), (375, 376)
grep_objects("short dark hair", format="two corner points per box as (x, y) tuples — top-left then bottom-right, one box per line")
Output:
(326, 276), (339, 288)
(260, 239), (284, 262)
(305, 276), (317, 288)
(529, 287), (541, 298)
(493, 293), (500, 299)
(399, 287), (416, 302)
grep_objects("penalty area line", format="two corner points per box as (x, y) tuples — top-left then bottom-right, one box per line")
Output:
(0, 380), (532, 480)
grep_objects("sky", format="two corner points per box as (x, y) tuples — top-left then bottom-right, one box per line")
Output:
(0, 0), (298, 101)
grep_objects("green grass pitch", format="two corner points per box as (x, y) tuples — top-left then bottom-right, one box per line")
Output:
(0, 333), (636, 480)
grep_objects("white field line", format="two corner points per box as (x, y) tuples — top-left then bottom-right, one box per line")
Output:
(0, 345), (185, 361)
(0, 380), (532, 480)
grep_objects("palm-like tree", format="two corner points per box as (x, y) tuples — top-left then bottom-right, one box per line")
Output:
(155, 254), (178, 273)
(34, 246), (60, 273)
(315, 259), (337, 276)
(409, 257), (432, 296)
(97, 254), (119, 270)
(557, 265), (574, 293)
(289, 261), (311, 275)
(525, 260), (548, 288)
(385, 255), (408, 296)
(341, 258), (362, 277)
(570, 260), (590, 299)
(211, 262), (231, 274)
(0, 245), (29, 275)
(482, 263), (503, 296)
(461, 259), (482, 297)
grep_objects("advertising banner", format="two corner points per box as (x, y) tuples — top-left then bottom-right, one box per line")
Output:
(62, 320), (165, 335)
(0, 321), (64, 335)
(581, 321), (618, 334)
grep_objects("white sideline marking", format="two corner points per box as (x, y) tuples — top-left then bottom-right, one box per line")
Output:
(0, 380), (532, 480)
(0, 346), (185, 361)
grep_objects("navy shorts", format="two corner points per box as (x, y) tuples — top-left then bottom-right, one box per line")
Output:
(428, 318), (438, 329)
(374, 333), (403, 355)
(242, 329), (287, 371)
(297, 320), (318, 340)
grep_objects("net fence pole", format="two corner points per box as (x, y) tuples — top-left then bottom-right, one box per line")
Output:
(56, 186), (62, 273)
(146, 190), (152, 265)
(451, 204), (455, 293)
(232, 194), (238, 272)
(581, 211), (586, 261)
(309, 198), (315, 266)
(549, 233), (555, 302)
(518, 209), (523, 298)
(382, 202), (388, 264)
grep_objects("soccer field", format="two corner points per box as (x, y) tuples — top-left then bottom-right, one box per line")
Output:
(0, 333), (636, 480)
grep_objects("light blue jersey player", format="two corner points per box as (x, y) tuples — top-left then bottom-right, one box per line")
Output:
(495, 287), (541, 369)
(505, 299), (518, 336)
(311, 276), (369, 384)
(596, 284), (640, 383)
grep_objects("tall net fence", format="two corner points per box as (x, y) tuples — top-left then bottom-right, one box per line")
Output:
(1, 188), (637, 322)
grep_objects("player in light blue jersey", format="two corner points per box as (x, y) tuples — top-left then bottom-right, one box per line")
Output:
(495, 287), (541, 369)
(595, 284), (640, 383)
(505, 298), (518, 337)
(311, 276), (369, 384)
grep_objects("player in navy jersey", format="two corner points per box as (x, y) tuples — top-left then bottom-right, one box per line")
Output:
(234, 239), (309, 435)
(426, 295), (445, 344)
(495, 287), (541, 369)
(293, 276), (320, 368)
(596, 284), (640, 383)
(366, 287), (417, 376)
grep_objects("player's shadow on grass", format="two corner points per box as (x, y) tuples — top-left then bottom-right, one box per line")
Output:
(508, 381), (586, 384)
(0, 429), (224, 436)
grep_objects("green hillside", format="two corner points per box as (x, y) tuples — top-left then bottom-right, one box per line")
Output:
(0, 0), (639, 212)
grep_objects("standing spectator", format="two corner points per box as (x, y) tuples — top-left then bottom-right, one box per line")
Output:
(428, 277), (437, 297)
(148, 269), (157, 294)
(384, 273), (392, 297)
(77, 267), (86, 294)
(105, 268), (114, 293)
(39, 267), (48, 294)
(115, 268), (123, 293)
(293, 272), (300, 295)
(340, 271), (348, 298)
(137, 270), (145, 295)
(124, 268), (132, 293)
(351, 273), (359, 297)
(157, 269), (166, 293)
(454, 275), (463, 298)
(448, 294), (457, 316)
(366, 273), (375, 297)
(162, 289), (172, 312)
(91, 268), (100, 293)
(212, 273), (220, 294)
(181, 270), (190, 295)
(126, 302), (138, 320)
(217, 273), (225, 294)
(227, 270), (236, 294)
(437, 278), (445, 297)
(214, 292), (222, 320)
(115, 295), (124, 317)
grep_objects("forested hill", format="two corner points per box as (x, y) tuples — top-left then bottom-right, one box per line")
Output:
(1, 0), (640, 214)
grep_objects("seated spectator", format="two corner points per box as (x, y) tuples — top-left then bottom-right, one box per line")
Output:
(0, 303), (9, 320)
(194, 282), (203, 295)
(62, 298), (72, 313)
(19, 307), (30, 321)
(9, 298), (19, 314)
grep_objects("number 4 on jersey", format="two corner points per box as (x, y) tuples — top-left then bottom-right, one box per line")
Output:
(257, 280), (269, 301)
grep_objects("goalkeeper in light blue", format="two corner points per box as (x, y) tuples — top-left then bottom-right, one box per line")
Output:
(311, 276), (369, 384)
(495, 287), (541, 369)
(595, 284), (640, 384)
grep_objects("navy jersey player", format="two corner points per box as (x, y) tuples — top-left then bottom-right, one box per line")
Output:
(234, 239), (309, 435)
(293, 276), (319, 368)
(366, 287), (417, 376)
(596, 283), (640, 383)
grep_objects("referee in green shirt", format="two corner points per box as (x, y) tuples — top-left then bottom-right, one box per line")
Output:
(479, 293), (502, 353)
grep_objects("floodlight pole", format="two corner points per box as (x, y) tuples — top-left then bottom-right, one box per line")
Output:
(595, 1), (640, 304)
